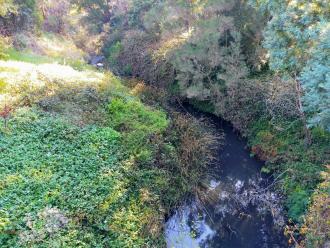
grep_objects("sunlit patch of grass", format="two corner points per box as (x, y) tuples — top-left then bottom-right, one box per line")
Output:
(0, 60), (103, 90)
(99, 179), (128, 212)
(34, 33), (93, 70)
(36, 33), (84, 59)
(0, 60), (106, 125)
(3, 48), (93, 70)
(2, 32), (92, 70)
(1, 29), (93, 71)
(4, 48), (55, 64)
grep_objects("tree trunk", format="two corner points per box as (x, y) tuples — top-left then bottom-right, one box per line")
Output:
(294, 74), (312, 146)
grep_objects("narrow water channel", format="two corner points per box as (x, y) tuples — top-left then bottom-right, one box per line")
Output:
(165, 110), (289, 248)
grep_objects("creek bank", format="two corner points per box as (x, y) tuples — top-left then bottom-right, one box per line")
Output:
(165, 105), (289, 248)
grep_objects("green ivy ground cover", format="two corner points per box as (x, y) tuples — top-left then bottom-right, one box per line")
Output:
(0, 103), (170, 247)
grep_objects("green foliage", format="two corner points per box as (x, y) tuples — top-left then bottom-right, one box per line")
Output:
(189, 99), (215, 114)
(250, 0), (330, 130)
(108, 98), (168, 134)
(286, 187), (310, 222)
(0, 110), (125, 246)
(300, 26), (330, 131)
(108, 97), (168, 166)
(248, 116), (330, 222)
(3, 48), (57, 64)
(78, 0), (253, 90)
(2, 48), (92, 70)
(0, 104), (170, 247)
(0, 79), (6, 93)
(76, 0), (329, 231)
(3, 0), (329, 245)
(0, 0), (40, 33)
(106, 42), (123, 66)
(0, 53), (218, 246)
(172, 18), (248, 100)
(40, 0), (70, 33)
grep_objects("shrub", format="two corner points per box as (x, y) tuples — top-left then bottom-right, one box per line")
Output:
(0, 37), (9, 59)
(302, 166), (330, 248)
(286, 187), (310, 222)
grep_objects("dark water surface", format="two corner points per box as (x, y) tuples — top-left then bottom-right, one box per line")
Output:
(165, 110), (289, 248)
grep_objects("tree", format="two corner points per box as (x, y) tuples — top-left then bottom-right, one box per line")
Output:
(300, 26), (330, 131)
(0, 0), (41, 34)
(39, 0), (71, 33)
(250, 0), (330, 132)
(149, 0), (248, 100)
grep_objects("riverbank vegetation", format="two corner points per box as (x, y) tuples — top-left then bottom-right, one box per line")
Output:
(1, 0), (329, 247)
(0, 55), (218, 247)
(0, 4), (218, 246)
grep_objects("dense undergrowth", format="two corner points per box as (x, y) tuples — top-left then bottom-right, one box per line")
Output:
(191, 92), (330, 246)
(77, 0), (329, 244)
(247, 119), (329, 246)
(0, 52), (217, 247)
(1, 0), (329, 246)
(248, 119), (329, 220)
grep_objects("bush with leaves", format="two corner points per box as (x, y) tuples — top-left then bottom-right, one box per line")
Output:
(249, 0), (330, 131)
(301, 166), (330, 248)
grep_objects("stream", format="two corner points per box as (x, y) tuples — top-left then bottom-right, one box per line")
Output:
(165, 110), (289, 248)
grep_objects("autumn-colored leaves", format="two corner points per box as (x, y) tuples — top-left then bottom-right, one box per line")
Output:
(0, 104), (11, 127)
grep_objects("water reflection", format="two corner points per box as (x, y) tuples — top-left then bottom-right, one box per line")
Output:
(165, 116), (289, 248)
(166, 177), (287, 248)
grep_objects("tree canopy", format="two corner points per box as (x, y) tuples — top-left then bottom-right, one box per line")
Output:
(251, 0), (330, 130)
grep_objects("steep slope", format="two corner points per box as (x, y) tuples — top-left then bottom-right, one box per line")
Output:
(0, 51), (216, 247)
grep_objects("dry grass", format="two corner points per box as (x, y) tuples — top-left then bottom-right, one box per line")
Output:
(172, 114), (218, 176)
(124, 78), (222, 205)
(0, 60), (113, 126)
